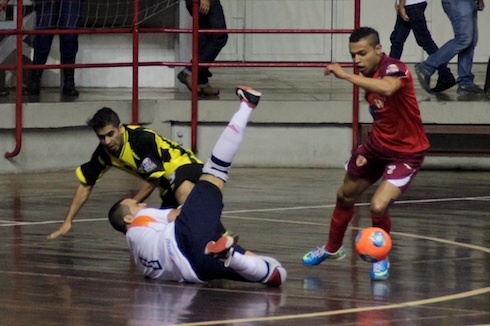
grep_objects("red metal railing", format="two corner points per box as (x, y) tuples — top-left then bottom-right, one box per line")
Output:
(1, 0), (361, 158)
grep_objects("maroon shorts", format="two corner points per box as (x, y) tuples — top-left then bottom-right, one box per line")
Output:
(346, 136), (426, 192)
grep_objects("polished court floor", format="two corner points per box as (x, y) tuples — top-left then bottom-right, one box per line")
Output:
(0, 167), (489, 326)
(0, 62), (489, 325)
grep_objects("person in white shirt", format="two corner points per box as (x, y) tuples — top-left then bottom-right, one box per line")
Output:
(108, 86), (286, 287)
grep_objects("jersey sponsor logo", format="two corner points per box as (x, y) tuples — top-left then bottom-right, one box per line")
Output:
(141, 157), (158, 173)
(139, 257), (162, 270)
(385, 64), (399, 75)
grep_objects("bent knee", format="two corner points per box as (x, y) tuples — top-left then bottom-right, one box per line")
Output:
(336, 192), (356, 208)
(370, 199), (392, 216)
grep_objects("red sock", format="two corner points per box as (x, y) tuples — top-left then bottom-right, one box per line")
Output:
(371, 212), (391, 234)
(326, 203), (355, 252)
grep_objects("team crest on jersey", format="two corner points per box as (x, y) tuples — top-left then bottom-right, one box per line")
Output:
(385, 64), (399, 75)
(141, 157), (157, 173)
(374, 98), (384, 109)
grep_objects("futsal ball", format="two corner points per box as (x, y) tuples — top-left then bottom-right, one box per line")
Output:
(355, 227), (392, 262)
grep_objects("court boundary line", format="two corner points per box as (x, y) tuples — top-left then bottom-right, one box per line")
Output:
(1, 194), (489, 325)
(173, 287), (490, 326)
(1, 194), (490, 226)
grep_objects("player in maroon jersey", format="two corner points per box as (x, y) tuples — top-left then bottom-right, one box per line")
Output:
(302, 27), (429, 280)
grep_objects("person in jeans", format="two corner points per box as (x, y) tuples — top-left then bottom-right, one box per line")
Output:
(24, 0), (81, 96)
(415, 0), (485, 97)
(389, 0), (455, 92)
(178, 0), (228, 97)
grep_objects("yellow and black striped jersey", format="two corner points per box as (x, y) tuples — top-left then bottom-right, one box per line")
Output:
(76, 125), (202, 191)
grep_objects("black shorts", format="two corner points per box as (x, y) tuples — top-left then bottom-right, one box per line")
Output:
(160, 164), (203, 208)
(174, 180), (246, 282)
(170, 163), (203, 191)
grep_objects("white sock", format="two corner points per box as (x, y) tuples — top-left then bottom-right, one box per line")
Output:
(202, 103), (253, 181)
(227, 251), (269, 282)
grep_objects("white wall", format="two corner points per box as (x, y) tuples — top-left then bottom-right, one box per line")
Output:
(26, 33), (176, 88)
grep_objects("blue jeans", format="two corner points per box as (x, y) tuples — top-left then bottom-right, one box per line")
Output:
(422, 0), (478, 86)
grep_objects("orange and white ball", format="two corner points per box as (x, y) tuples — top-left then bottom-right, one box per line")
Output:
(355, 227), (392, 262)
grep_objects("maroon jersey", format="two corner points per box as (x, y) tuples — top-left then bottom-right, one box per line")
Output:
(366, 54), (430, 153)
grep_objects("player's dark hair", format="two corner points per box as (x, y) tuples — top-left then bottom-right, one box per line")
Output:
(87, 107), (121, 131)
(108, 199), (130, 234)
(349, 27), (380, 48)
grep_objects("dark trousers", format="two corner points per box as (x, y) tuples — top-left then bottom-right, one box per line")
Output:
(389, 2), (451, 76)
(185, 0), (228, 85)
(33, 0), (80, 66)
(30, 0), (81, 88)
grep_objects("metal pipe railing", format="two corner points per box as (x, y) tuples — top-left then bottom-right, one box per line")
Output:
(4, 1), (24, 158)
(1, 0), (361, 158)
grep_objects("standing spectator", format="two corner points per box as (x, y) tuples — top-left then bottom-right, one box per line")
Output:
(178, 0), (228, 97)
(24, 0), (81, 96)
(302, 27), (429, 280)
(415, 0), (485, 97)
(390, 0), (455, 92)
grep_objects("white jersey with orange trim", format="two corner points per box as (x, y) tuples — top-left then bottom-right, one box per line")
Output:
(125, 208), (203, 283)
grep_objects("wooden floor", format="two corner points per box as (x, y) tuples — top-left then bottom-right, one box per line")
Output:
(0, 167), (489, 325)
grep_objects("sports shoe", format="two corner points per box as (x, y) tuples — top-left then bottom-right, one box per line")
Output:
(236, 86), (261, 108)
(259, 256), (287, 287)
(204, 235), (234, 258)
(371, 257), (389, 280)
(414, 63), (431, 93)
(302, 245), (346, 266)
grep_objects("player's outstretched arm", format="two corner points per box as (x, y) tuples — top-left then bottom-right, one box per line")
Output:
(325, 63), (402, 96)
(47, 183), (93, 239)
(132, 178), (159, 203)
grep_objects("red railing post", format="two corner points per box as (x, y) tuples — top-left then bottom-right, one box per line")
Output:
(4, 0), (24, 159)
(190, 0), (200, 153)
(131, 0), (140, 124)
(352, 0), (361, 151)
